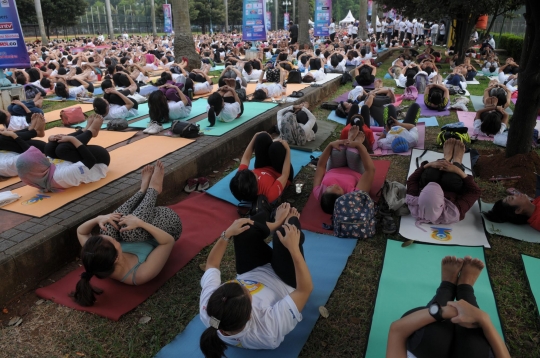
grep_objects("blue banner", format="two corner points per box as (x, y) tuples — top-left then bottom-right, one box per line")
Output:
(284, 12), (289, 31)
(242, 0), (267, 41)
(163, 4), (172, 33)
(0, 0), (30, 68)
(265, 11), (271, 31)
(314, 0), (331, 37)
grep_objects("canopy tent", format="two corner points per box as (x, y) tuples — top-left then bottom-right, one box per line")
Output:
(339, 11), (356, 24)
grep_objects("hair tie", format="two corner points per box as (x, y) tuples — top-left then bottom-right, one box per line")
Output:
(209, 316), (220, 329)
(81, 271), (93, 280)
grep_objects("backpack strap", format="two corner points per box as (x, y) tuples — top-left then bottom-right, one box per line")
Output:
(416, 149), (428, 168)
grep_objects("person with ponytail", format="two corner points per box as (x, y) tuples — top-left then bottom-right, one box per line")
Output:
(73, 161), (182, 306)
(206, 83), (243, 127)
(424, 75), (449, 111)
(199, 204), (313, 357)
(145, 86), (192, 134)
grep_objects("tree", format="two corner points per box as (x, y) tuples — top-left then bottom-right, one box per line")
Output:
(358, 0), (368, 39)
(171, 0), (200, 72)
(17, 0), (87, 38)
(297, 0), (310, 48)
(484, 0), (523, 35)
(505, 0), (540, 157)
(191, 0), (225, 33)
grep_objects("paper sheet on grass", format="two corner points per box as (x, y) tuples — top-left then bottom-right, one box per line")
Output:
(156, 230), (358, 358)
(43, 104), (94, 123)
(398, 148), (490, 248)
(127, 99), (209, 129)
(481, 201), (540, 243)
(0, 136), (194, 217)
(470, 95), (513, 115)
(289, 120), (336, 152)
(522, 255), (540, 316)
(371, 123), (425, 156)
(365, 239), (503, 358)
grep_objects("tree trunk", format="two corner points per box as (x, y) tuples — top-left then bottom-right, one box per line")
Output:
(454, 15), (477, 65)
(224, 0), (228, 32)
(104, 0), (115, 39)
(171, 0), (200, 72)
(34, 0), (48, 43)
(150, 0), (157, 37)
(506, 0), (540, 157)
(297, 0), (310, 48)
(358, 0), (368, 39)
(292, 0), (296, 24)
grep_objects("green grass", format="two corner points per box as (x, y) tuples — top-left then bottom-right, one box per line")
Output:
(1, 47), (540, 357)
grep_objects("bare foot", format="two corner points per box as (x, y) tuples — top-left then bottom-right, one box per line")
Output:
(485, 97), (497, 108)
(140, 165), (154, 192)
(84, 113), (95, 132)
(34, 114), (46, 137)
(443, 138), (455, 161)
(274, 202), (291, 224)
(286, 206), (300, 223)
(452, 140), (465, 164)
(348, 125), (359, 142)
(441, 256), (464, 284)
(149, 160), (164, 194)
(87, 114), (104, 137)
(457, 256), (485, 286)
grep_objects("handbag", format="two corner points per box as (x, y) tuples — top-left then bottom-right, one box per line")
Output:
(172, 120), (200, 138)
(60, 106), (87, 126)
(106, 118), (128, 131)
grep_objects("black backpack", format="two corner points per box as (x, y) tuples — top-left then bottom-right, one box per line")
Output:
(341, 72), (352, 85)
(172, 120), (200, 138)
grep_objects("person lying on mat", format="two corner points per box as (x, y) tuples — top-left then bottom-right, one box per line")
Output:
(153, 69), (195, 98)
(0, 114), (46, 178)
(277, 102), (317, 146)
(252, 63), (286, 101)
(199, 206), (313, 355)
(301, 58), (327, 83)
(498, 58), (519, 84)
(483, 185), (540, 231)
(424, 75), (450, 111)
(16, 115), (110, 192)
(377, 103), (422, 153)
(54, 75), (94, 99)
(482, 82), (511, 109)
(313, 128), (376, 214)
(336, 86), (397, 128)
(73, 161), (182, 306)
(144, 89), (192, 135)
(386, 256), (510, 358)
(93, 87), (139, 121)
(230, 132), (292, 204)
(206, 84), (244, 127)
(354, 62), (377, 86)
(406, 139), (481, 228)
(0, 98), (44, 132)
(218, 65), (248, 89)
(339, 114), (375, 153)
(472, 106), (509, 137)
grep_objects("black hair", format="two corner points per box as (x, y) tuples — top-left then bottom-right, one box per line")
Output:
(148, 90), (170, 125)
(0, 111), (7, 126)
(15, 74), (26, 85)
(321, 192), (340, 214)
(183, 78), (194, 96)
(101, 79), (114, 91)
(207, 92), (224, 127)
(480, 111), (503, 136)
(425, 67), (433, 75)
(490, 87), (507, 106)
(230, 169), (258, 202)
(278, 52), (288, 61)
(309, 58), (321, 70)
(302, 74), (315, 83)
(75, 67), (83, 75)
(252, 89), (267, 101)
(155, 71), (173, 86)
(40, 78), (51, 89)
(199, 282), (251, 358)
(58, 67), (67, 75)
(429, 88), (443, 105)
(55, 82), (70, 98)
(483, 200), (529, 225)
(330, 54), (339, 68)
(93, 97), (108, 116)
(360, 48), (367, 57)
(47, 63), (56, 70)
(243, 62), (253, 73)
(72, 236), (117, 307)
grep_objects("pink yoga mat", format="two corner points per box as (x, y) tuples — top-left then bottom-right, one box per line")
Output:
(334, 92), (403, 107)
(371, 123), (426, 156)
(299, 160), (391, 235)
(35, 192), (239, 321)
(415, 96), (450, 116)
(457, 111), (494, 142)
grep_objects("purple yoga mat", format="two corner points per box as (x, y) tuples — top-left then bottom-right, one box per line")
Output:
(371, 123), (426, 156)
(352, 81), (375, 90)
(335, 92), (350, 103)
(415, 96), (451, 116)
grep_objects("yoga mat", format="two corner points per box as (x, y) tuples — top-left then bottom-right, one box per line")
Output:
(43, 104), (94, 123)
(457, 111), (493, 142)
(0, 176), (19, 190)
(35, 192), (240, 321)
(481, 201), (540, 243)
(289, 120), (336, 153)
(303, 72), (342, 85)
(195, 102), (278, 137)
(327, 110), (346, 125)
(466, 79), (480, 85)
(372, 123), (425, 156)
(36, 127), (136, 148)
(211, 65), (225, 71)
(246, 83), (311, 102)
(139, 85), (159, 96)
(365, 239), (503, 358)
(0, 136), (194, 217)
(93, 88), (104, 95)
(352, 81), (375, 90)
(333, 92), (404, 108)
(415, 96), (450, 117)
(44, 96), (78, 101)
(416, 116), (439, 127)
(73, 103), (150, 129)
(299, 160), (391, 235)
(522, 254), (540, 316)
(156, 230), (358, 358)
(193, 84), (218, 99)
(127, 99), (209, 129)
(206, 149), (320, 206)
(470, 95), (513, 115)
(399, 148), (490, 248)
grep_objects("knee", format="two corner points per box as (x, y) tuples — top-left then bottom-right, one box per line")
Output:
(420, 167), (442, 187)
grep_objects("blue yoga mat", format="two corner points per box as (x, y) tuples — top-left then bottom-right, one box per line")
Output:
(206, 149), (320, 206)
(327, 110), (346, 125)
(417, 116), (439, 127)
(127, 99), (208, 128)
(93, 88), (104, 96)
(522, 254), (540, 316)
(156, 231), (357, 358)
(45, 96), (77, 101)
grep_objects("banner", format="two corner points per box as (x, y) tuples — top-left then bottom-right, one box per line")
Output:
(0, 0), (30, 68)
(284, 13), (289, 30)
(265, 11), (271, 31)
(243, 0), (267, 41)
(163, 4), (172, 33)
(314, 0), (331, 37)
(368, 0), (372, 16)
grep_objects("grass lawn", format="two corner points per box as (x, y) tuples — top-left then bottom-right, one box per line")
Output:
(1, 48), (539, 357)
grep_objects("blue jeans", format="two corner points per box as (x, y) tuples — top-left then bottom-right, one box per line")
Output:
(8, 101), (43, 116)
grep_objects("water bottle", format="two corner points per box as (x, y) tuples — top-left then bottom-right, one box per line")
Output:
(188, 88), (193, 100)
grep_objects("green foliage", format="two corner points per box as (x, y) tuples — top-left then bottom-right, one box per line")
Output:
(332, 0), (360, 22)
(17, 0), (87, 29)
(497, 33), (524, 61)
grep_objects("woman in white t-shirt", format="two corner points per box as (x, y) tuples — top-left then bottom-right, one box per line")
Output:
(252, 64), (286, 101)
(329, 18), (336, 42)
(207, 84), (243, 126)
(199, 205), (313, 356)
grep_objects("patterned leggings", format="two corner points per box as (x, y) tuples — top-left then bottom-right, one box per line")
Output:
(100, 188), (182, 242)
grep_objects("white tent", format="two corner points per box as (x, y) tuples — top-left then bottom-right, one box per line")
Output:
(339, 10), (356, 24)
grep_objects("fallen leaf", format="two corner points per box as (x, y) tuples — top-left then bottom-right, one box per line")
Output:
(138, 316), (151, 324)
(35, 299), (44, 306)
(233, 158), (240, 162)
(14, 318), (23, 327)
(319, 306), (329, 318)
(76, 352), (85, 356)
(402, 240), (414, 247)
(2, 308), (8, 314)
(8, 316), (20, 326)
(359, 249), (363, 255)
(349, 317), (361, 324)
(321, 341), (328, 347)
(199, 264), (206, 272)
(213, 171), (219, 173)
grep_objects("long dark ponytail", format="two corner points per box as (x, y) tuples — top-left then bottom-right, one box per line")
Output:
(148, 90), (170, 124)
(200, 282), (252, 358)
(72, 236), (117, 306)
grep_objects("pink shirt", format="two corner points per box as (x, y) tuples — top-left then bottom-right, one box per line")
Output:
(313, 167), (361, 201)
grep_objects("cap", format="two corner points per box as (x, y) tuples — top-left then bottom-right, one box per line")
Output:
(391, 136), (409, 153)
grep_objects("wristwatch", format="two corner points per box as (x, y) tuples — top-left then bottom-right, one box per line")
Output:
(220, 231), (230, 242)
(428, 302), (444, 322)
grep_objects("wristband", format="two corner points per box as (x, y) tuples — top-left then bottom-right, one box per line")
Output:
(220, 231), (230, 242)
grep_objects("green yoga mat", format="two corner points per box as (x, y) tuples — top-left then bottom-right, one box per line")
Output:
(481, 201), (540, 243)
(365, 240), (503, 358)
(289, 120), (337, 152)
(196, 102), (278, 136)
(127, 99), (209, 129)
(470, 95), (513, 115)
(522, 254), (540, 316)
(72, 103), (150, 129)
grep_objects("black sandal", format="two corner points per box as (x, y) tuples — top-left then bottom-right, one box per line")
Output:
(382, 216), (397, 234)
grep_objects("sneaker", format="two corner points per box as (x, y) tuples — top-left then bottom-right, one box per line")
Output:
(197, 177), (210, 191)
(144, 121), (163, 134)
(184, 178), (199, 193)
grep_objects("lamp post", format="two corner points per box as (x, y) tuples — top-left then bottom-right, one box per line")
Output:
(282, 0), (291, 29)
(282, 0), (291, 13)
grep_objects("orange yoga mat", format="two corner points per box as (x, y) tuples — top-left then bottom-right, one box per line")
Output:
(36, 127), (136, 147)
(1, 136), (194, 217)
(0, 176), (20, 190)
(193, 84), (218, 99)
(245, 83), (310, 101)
(44, 104), (94, 123)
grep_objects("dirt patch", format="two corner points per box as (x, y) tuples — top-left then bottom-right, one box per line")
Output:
(475, 150), (540, 197)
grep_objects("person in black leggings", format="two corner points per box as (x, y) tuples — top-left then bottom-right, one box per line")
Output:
(0, 113), (46, 153)
(387, 256), (509, 358)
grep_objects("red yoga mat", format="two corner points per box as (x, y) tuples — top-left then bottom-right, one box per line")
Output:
(35, 192), (238, 321)
(300, 160), (391, 235)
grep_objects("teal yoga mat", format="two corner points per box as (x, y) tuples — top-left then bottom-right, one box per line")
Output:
(196, 102), (278, 137)
(522, 254), (540, 316)
(127, 100), (208, 129)
(365, 240), (503, 358)
(482, 201), (540, 243)
(470, 95), (513, 115)
(327, 110), (346, 125)
(156, 231), (358, 358)
(206, 149), (319, 206)
(73, 103), (150, 129)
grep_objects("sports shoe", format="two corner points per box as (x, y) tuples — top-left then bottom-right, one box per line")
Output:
(184, 178), (199, 193)
(144, 121), (163, 134)
(197, 177), (210, 191)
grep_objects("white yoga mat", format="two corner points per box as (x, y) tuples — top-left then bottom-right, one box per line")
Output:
(481, 200), (540, 243)
(399, 148), (490, 248)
